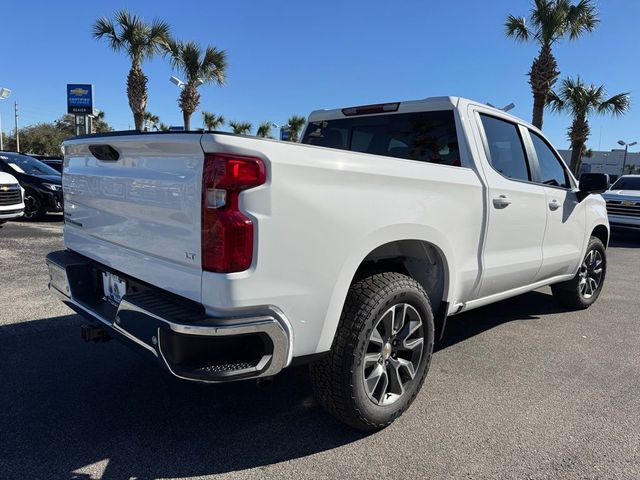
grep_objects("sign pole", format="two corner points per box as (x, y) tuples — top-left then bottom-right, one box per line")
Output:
(14, 101), (19, 152)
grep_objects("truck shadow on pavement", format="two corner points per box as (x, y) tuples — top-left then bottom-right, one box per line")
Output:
(0, 290), (570, 479)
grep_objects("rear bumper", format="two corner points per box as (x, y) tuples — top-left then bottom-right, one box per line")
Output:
(46, 250), (291, 383)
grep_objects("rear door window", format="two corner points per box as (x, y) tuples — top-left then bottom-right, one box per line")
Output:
(480, 114), (531, 182)
(302, 110), (461, 167)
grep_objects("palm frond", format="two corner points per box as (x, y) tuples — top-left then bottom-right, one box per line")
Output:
(149, 19), (171, 51)
(598, 92), (631, 117)
(286, 115), (307, 141)
(92, 17), (123, 52)
(93, 10), (169, 64)
(202, 111), (225, 130)
(201, 46), (227, 85)
(229, 121), (252, 135)
(167, 40), (227, 86)
(256, 121), (272, 138)
(143, 112), (159, 123)
(505, 15), (530, 42)
(546, 90), (565, 113)
(566, 0), (599, 40)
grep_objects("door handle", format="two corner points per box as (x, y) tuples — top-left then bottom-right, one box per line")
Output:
(492, 195), (512, 209)
(549, 199), (560, 211)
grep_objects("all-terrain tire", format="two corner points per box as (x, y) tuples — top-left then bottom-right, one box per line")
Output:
(310, 272), (434, 431)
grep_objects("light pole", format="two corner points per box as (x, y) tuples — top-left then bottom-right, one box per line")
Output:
(169, 76), (186, 89)
(486, 102), (515, 112)
(617, 139), (637, 175)
(0, 87), (10, 150)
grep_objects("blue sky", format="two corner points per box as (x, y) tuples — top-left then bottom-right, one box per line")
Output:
(1, 0), (638, 152)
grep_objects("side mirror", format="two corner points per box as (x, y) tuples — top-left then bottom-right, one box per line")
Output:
(577, 173), (609, 201)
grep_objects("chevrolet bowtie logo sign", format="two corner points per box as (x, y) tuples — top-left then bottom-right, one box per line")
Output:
(69, 87), (89, 96)
(0, 186), (8, 192)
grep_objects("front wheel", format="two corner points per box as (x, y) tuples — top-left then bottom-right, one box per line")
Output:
(551, 236), (606, 309)
(310, 272), (434, 431)
(23, 191), (44, 221)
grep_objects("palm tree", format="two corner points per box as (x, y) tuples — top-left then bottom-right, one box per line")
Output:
(256, 121), (273, 138)
(286, 115), (306, 142)
(158, 122), (171, 131)
(548, 76), (630, 175)
(202, 111), (225, 130)
(143, 111), (160, 131)
(229, 121), (252, 135)
(93, 11), (170, 130)
(91, 110), (112, 133)
(505, 0), (599, 129)
(165, 40), (227, 130)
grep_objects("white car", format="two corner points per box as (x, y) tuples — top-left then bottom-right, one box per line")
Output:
(47, 96), (609, 430)
(601, 175), (640, 230)
(0, 171), (25, 224)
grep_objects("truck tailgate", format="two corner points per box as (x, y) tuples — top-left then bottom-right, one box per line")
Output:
(62, 134), (204, 302)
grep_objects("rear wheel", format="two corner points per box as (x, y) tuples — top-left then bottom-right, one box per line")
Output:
(551, 236), (606, 309)
(310, 272), (434, 431)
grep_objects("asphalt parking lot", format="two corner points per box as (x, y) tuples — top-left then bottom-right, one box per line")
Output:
(1, 218), (639, 480)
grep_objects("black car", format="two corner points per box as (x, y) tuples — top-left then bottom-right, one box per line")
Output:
(30, 155), (63, 173)
(0, 151), (63, 219)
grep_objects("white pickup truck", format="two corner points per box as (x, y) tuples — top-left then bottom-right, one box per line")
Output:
(47, 96), (610, 430)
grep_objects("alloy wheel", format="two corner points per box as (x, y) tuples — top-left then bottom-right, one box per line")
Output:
(578, 249), (603, 299)
(362, 303), (424, 406)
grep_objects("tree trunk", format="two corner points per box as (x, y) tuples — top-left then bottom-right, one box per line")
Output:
(568, 116), (590, 176)
(183, 111), (191, 131)
(528, 44), (559, 130)
(127, 63), (148, 131)
(179, 83), (200, 131)
(569, 141), (583, 177)
(532, 92), (546, 131)
(134, 112), (145, 132)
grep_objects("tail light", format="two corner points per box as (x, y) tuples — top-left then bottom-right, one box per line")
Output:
(201, 153), (266, 273)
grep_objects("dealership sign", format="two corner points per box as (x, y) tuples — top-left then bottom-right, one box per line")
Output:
(67, 84), (93, 114)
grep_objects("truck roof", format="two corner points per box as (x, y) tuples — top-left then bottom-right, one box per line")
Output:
(307, 96), (536, 131)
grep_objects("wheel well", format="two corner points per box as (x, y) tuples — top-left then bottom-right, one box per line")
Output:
(591, 224), (609, 248)
(354, 240), (448, 340)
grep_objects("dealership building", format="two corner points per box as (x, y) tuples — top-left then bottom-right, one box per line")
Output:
(558, 149), (640, 179)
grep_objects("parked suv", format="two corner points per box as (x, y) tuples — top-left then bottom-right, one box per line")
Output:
(602, 175), (640, 230)
(0, 171), (25, 224)
(0, 152), (63, 219)
(30, 155), (64, 173)
(47, 97), (609, 430)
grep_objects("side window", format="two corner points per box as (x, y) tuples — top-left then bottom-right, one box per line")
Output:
(530, 132), (570, 188)
(480, 114), (530, 182)
(302, 110), (461, 167)
(303, 124), (348, 150)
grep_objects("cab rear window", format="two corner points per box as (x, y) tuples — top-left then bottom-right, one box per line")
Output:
(301, 110), (460, 167)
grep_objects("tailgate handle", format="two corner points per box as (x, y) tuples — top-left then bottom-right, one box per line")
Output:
(89, 144), (120, 161)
